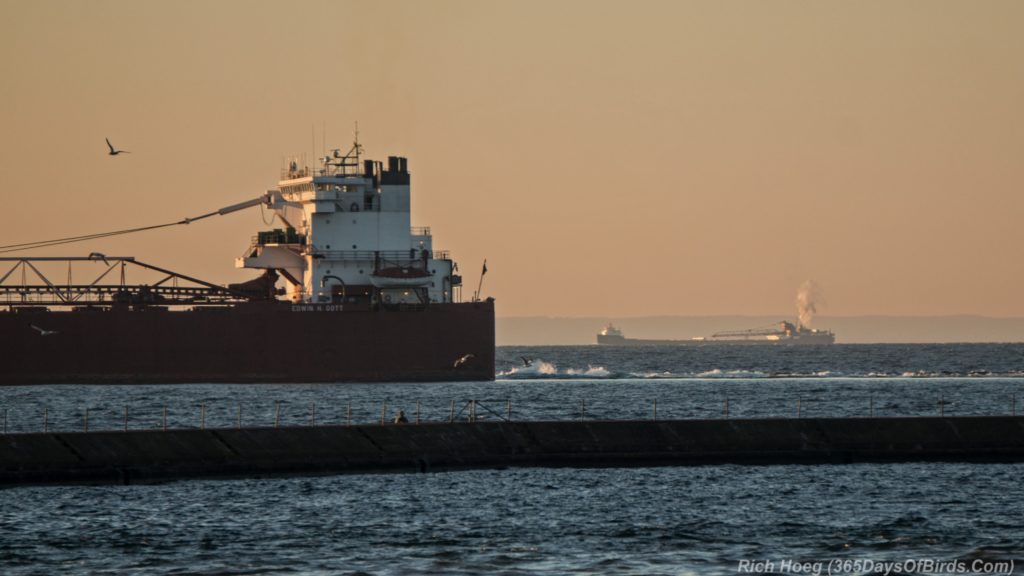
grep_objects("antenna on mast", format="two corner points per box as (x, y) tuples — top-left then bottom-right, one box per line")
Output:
(353, 121), (362, 164)
(318, 122), (364, 175)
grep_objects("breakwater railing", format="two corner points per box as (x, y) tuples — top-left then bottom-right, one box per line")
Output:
(1, 393), (1023, 434)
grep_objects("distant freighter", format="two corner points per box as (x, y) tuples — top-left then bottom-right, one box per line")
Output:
(596, 321), (835, 346)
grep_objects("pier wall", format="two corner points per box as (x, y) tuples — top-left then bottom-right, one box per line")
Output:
(2, 416), (1024, 485)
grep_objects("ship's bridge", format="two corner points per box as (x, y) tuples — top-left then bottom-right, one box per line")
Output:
(236, 142), (461, 307)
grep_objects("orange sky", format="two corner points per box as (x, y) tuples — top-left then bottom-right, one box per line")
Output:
(1, 0), (1022, 318)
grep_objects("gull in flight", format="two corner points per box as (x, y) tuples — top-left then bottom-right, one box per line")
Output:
(453, 353), (475, 368)
(106, 138), (130, 156)
(520, 356), (532, 367)
(31, 325), (59, 336)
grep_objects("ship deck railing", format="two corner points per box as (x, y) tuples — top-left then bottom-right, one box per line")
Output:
(245, 241), (451, 262)
(303, 249), (451, 261)
(0, 257), (253, 308)
(0, 284), (245, 307)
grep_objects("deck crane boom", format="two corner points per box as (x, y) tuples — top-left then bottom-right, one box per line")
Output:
(0, 191), (281, 254)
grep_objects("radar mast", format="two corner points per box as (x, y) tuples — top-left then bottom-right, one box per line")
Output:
(320, 122), (364, 176)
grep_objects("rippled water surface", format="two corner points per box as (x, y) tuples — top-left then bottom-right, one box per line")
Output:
(1, 344), (1023, 574)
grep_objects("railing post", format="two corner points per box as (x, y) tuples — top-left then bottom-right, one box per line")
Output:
(653, 400), (657, 421)
(416, 401), (420, 425)
(311, 402), (316, 426)
(200, 403), (205, 430)
(939, 394), (944, 417)
(797, 398), (801, 418)
(380, 402), (387, 425)
(1014, 393), (1017, 417)
(2, 408), (6, 434)
(580, 399), (585, 421)
(124, 406), (129, 432)
(870, 394), (874, 418)
(507, 398), (512, 421)
(163, 406), (167, 431)
(275, 401), (280, 428)
(449, 400), (455, 423)
(724, 398), (729, 418)
(237, 403), (242, 429)
(84, 408), (89, 432)
(43, 407), (48, 433)
(347, 401), (351, 426)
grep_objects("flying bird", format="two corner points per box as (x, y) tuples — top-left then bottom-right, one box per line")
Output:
(105, 138), (130, 156)
(30, 325), (58, 336)
(520, 357), (532, 367)
(453, 353), (475, 368)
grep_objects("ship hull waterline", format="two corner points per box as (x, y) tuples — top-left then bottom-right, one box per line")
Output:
(0, 300), (495, 384)
(597, 335), (834, 346)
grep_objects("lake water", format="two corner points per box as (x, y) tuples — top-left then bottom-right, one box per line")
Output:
(1, 344), (1022, 574)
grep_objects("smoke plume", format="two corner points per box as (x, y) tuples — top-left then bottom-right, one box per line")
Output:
(796, 280), (823, 329)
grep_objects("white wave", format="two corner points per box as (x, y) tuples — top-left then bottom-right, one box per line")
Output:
(566, 366), (612, 378)
(498, 360), (558, 377)
(901, 371), (940, 378)
(695, 369), (767, 378)
(498, 362), (1024, 380)
(498, 361), (614, 379)
(630, 371), (677, 379)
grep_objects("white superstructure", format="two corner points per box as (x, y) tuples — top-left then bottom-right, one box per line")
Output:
(236, 138), (461, 306)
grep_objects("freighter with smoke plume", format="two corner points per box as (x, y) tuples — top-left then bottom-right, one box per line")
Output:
(597, 282), (835, 346)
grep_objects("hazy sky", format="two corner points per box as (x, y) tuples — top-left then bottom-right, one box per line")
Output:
(2, 1), (1022, 318)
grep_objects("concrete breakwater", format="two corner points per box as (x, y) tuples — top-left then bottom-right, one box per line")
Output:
(2, 416), (1024, 485)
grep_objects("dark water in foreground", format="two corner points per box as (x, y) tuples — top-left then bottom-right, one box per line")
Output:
(1, 344), (1023, 574)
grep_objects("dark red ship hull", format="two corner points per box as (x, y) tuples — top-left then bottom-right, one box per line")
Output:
(0, 301), (495, 384)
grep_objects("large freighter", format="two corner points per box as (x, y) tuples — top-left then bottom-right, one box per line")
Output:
(0, 138), (495, 384)
(597, 321), (835, 346)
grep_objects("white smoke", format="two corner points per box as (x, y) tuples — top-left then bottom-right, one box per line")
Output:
(796, 280), (823, 329)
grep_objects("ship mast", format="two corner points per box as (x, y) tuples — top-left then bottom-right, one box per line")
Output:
(319, 123), (363, 177)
